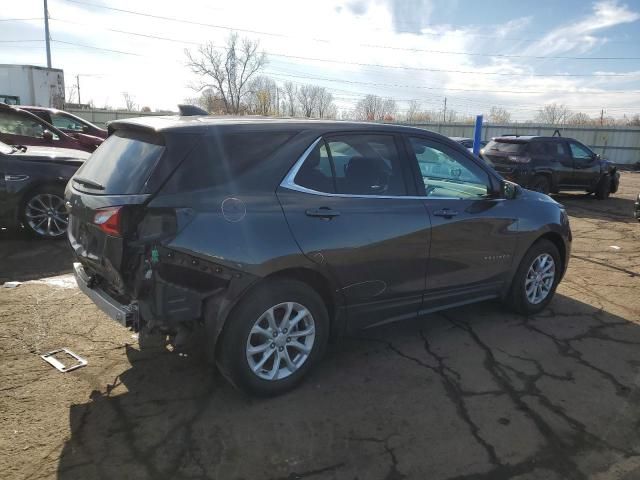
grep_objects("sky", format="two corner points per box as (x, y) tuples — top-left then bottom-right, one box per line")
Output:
(1, 0), (640, 120)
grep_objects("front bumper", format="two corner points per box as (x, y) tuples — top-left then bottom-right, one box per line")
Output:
(73, 262), (138, 327)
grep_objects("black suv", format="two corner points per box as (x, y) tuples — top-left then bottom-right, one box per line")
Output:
(67, 118), (571, 396)
(482, 135), (619, 198)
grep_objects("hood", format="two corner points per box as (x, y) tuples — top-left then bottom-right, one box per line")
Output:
(14, 146), (91, 162)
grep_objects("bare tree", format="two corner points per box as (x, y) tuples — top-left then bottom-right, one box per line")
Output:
(316, 88), (335, 118)
(122, 92), (136, 111)
(297, 84), (321, 118)
(354, 95), (396, 121)
(283, 81), (297, 116)
(568, 112), (592, 125)
(246, 75), (278, 115)
(488, 106), (511, 124)
(185, 33), (267, 115)
(535, 103), (572, 125)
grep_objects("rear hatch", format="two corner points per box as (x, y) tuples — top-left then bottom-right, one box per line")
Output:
(482, 139), (529, 174)
(66, 128), (190, 294)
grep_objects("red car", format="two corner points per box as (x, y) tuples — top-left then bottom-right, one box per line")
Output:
(0, 103), (100, 152)
(22, 106), (107, 140)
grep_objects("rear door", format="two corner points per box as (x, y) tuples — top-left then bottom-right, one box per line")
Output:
(278, 132), (431, 330)
(568, 140), (600, 188)
(546, 139), (574, 186)
(405, 136), (518, 311)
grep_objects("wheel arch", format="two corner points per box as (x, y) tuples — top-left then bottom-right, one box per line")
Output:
(208, 265), (344, 362)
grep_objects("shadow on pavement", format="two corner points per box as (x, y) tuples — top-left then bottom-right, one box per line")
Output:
(0, 228), (74, 283)
(57, 295), (640, 480)
(553, 193), (637, 223)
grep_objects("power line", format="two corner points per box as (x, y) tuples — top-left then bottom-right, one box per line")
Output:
(265, 70), (640, 96)
(45, 19), (640, 78)
(60, 0), (640, 61)
(51, 39), (142, 56)
(0, 17), (44, 22)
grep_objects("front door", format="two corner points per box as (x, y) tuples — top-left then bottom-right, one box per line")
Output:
(0, 109), (59, 148)
(568, 141), (600, 189)
(404, 136), (519, 311)
(278, 133), (431, 330)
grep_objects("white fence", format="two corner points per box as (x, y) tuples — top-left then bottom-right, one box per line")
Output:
(410, 122), (640, 165)
(67, 109), (640, 165)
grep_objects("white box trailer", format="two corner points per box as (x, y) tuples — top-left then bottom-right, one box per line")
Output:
(0, 64), (65, 108)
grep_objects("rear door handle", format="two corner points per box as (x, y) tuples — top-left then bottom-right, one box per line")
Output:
(433, 209), (459, 218)
(306, 207), (340, 219)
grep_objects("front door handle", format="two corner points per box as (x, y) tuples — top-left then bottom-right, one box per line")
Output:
(306, 207), (341, 219)
(433, 208), (459, 218)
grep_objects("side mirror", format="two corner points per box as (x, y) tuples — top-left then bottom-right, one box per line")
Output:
(82, 125), (90, 134)
(42, 129), (54, 142)
(502, 180), (518, 200)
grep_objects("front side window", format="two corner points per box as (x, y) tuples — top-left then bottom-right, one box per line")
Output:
(569, 142), (593, 160)
(294, 134), (407, 196)
(408, 137), (490, 199)
(51, 113), (86, 132)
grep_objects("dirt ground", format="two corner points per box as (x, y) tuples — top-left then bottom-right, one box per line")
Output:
(1, 172), (639, 480)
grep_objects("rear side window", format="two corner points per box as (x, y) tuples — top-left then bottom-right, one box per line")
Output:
(164, 132), (295, 192)
(485, 140), (526, 154)
(73, 132), (165, 194)
(528, 142), (547, 155)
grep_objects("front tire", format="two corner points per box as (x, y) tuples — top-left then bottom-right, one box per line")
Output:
(595, 174), (611, 200)
(22, 187), (68, 239)
(217, 279), (329, 396)
(506, 239), (561, 315)
(529, 175), (550, 195)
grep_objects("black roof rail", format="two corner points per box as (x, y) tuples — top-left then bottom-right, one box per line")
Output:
(552, 129), (562, 137)
(178, 104), (208, 116)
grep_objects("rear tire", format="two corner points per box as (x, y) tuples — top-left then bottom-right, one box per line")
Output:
(21, 187), (68, 239)
(217, 279), (329, 396)
(506, 239), (561, 315)
(595, 175), (611, 200)
(529, 175), (550, 195)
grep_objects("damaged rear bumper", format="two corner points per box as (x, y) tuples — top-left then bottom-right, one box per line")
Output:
(73, 262), (139, 327)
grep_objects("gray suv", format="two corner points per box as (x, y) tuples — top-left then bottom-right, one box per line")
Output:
(66, 117), (571, 396)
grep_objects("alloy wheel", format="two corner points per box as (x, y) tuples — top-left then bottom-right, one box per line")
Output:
(246, 302), (316, 381)
(25, 193), (68, 237)
(525, 253), (556, 304)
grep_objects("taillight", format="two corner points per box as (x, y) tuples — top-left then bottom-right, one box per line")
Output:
(93, 206), (122, 236)
(508, 155), (531, 164)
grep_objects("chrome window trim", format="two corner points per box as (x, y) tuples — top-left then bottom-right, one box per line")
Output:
(280, 136), (496, 201)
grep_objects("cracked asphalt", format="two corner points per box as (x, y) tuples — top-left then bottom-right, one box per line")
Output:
(1, 172), (639, 480)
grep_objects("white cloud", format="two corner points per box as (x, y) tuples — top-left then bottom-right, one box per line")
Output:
(1, 0), (639, 119)
(524, 0), (640, 56)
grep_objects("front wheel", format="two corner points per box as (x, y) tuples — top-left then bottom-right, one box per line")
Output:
(22, 187), (69, 239)
(216, 279), (329, 396)
(529, 175), (550, 195)
(595, 175), (611, 200)
(506, 239), (561, 315)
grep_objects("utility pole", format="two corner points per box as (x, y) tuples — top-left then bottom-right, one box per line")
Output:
(77, 75), (81, 104)
(443, 97), (447, 123)
(600, 108), (604, 126)
(43, 0), (52, 68)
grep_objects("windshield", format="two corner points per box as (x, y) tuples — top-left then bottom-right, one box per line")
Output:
(72, 132), (165, 194)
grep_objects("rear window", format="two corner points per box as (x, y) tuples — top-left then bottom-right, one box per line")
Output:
(73, 131), (165, 194)
(485, 140), (527, 154)
(163, 131), (295, 192)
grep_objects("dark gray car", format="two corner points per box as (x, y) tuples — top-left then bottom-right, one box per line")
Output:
(66, 117), (571, 396)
